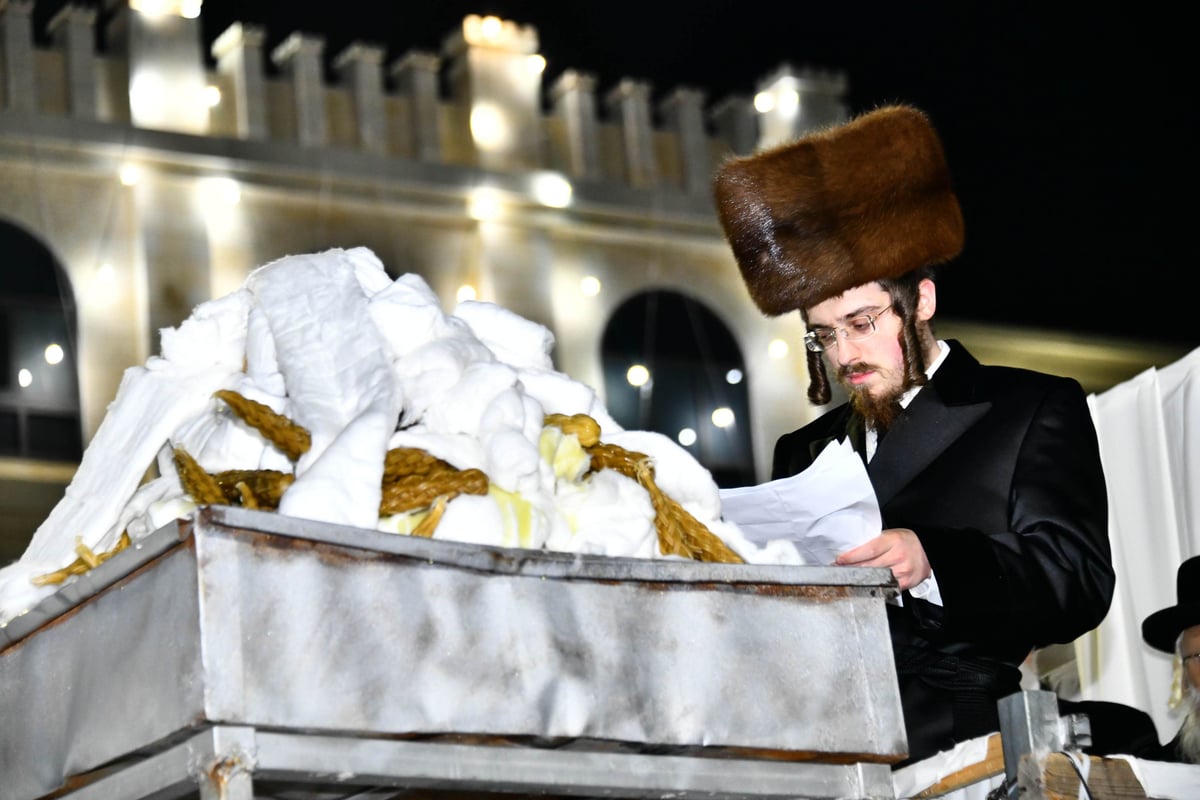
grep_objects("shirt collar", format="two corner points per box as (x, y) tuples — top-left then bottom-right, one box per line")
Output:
(864, 339), (949, 462)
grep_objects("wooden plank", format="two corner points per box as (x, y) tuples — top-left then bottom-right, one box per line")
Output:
(1022, 753), (1148, 800)
(913, 734), (1004, 798)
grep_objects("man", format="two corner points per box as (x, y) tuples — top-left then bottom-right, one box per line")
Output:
(1140, 555), (1200, 763)
(712, 104), (1115, 764)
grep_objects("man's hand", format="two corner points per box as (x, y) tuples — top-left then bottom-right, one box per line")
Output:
(835, 528), (931, 591)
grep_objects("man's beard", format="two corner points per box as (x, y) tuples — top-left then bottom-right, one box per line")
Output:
(1179, 685), (1200, 763)
(840, 363), (910, 436)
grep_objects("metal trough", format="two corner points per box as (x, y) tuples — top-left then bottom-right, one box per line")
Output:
(0, 505), (906, 799)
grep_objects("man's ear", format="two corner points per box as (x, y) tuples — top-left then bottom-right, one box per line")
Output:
(916, 278), (937, 321)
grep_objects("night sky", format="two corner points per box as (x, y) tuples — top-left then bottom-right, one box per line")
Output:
(36, 1), (1198, 351)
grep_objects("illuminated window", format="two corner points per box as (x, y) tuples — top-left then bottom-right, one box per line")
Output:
(0, 220), (82, 463)
(601, 290), (754, 487)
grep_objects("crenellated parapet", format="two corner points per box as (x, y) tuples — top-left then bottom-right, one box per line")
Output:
(0, 2), (848, 195)
(210, 22), (267, 139)
(47, 3), (98, 119)
(271, 32), (328, 147)
(0, 0), (35, 112)
(103, 0), (210, 134)
(443, 14), (545, 171)
(753, 63), (849, 150)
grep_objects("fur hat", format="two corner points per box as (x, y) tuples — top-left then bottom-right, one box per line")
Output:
(713, 104), (965, 316)
(1142, 555), (1200, 653)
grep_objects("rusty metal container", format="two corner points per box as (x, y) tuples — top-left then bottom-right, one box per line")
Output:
(0, 505), (906, 799)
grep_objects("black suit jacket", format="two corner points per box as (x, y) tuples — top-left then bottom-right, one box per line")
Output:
(772, 340), (1115, 763)
(1140, 728), (1192, 764)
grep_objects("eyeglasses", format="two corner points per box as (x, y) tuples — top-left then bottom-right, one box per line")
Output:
(1184, 652), (1200, 666)
(803, 306), (894, 353)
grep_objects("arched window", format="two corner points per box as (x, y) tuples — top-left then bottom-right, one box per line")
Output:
(601, 290), (754, 488)
(0, 220), (82, 462)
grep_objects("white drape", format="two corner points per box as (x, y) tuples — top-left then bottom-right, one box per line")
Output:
(1077, 346), (1200, 741)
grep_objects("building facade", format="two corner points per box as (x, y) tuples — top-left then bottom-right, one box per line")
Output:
(0, 1), (1183, 561)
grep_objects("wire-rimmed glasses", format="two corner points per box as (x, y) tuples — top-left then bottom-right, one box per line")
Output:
(803, 305), (894, 353)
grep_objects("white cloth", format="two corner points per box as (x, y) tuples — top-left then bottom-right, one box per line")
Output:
(1076, 346), (1200, 742)
(0, 246), (825, 631)
(452, 299), (556, 371)
(0, 290), (251, 625)
(1114, 754), (1200, 799)
(891, 733), (1002, 799)
(248, 249), (399, 530)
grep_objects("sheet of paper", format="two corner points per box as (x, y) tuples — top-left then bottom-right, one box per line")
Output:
(718, 438), (881, 565)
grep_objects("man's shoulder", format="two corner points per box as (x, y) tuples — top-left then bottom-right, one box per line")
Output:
(772, 405), (851, 479)
(777, 403), (851, 443)
(944, 340), (1086, 398)
(975, 364), (1087, 404)
(976, 362), (1082, 390)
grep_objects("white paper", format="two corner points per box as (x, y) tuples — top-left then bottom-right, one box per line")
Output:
(717, 438), (881, 565)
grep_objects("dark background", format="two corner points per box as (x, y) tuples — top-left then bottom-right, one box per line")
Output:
(36, 1), (1197, 351)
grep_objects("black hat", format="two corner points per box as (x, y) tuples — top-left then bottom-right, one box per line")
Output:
(1142, 555), (1200, 653)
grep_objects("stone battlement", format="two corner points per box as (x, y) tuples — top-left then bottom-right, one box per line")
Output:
(0, 1), (849, 191)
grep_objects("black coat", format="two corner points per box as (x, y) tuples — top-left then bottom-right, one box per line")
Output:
(1140, 728), (1192, 764)
(772, 340), (1115, 764)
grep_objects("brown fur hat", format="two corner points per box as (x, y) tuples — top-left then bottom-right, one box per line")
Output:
(713, 104), (964, 316)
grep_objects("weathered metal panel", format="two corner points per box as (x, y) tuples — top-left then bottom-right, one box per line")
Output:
(52, 726), (901, 799)
(0, 535), (205, 800)
(0, 505), (906, 800)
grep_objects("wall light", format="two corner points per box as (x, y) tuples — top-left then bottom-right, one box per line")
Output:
(725, 368), (743, 385)
(17, 369), (32, 389)
(626, 364), (650, 387)
(532, 172), (572, 208)
(753, 92), (775, 113)
(131, 0), (170, 18)
(580, 275), (601, 296)
(677, 428), (697, 447)
(95, 263), (119, 306)
(129, 71), (166, 121)
(199, 176), (241, 206)
(44, 344), (64, 365)
(711, 407), (735, 428)
(768, 339), (789, 359)
(470, 103), (511, 151)
(457, 284), (478, 302)
(527, 54), (547, 75)
(203, 85), (222, 107)
(467, 188), (503, 221)
(480, 15), (503, 40)
(119, 164), (142, 186)
(130, 0), (201, 18)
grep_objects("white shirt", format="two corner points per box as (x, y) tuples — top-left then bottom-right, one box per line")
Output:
(865, 339), (950, 606)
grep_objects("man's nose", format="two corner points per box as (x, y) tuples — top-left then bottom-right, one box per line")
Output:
(834, 334), (864, 365)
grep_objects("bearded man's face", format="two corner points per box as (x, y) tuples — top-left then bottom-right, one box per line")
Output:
(805, 282), (925, 434)
(1180, 625), (1200, 763)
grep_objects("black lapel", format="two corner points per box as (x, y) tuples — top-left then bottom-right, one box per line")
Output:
(804, 410), (865, 463)
(807, 435), (838, 462)
(846, 413), (868, 463)
(866, 341), (991, 506)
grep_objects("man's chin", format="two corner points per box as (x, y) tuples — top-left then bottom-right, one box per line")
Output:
(845, 379), (898, 405)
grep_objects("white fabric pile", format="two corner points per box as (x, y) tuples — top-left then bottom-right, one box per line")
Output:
(0, 247), (795, 629)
